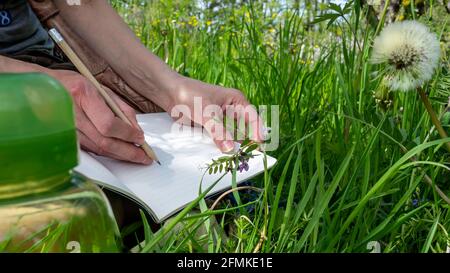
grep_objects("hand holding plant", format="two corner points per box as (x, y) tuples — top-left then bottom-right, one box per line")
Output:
(205, 140), (260, 175)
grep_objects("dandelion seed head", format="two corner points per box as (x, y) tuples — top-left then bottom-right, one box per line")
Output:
(371, 21), (440, 92)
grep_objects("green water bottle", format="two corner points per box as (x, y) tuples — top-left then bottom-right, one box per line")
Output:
(0, 73), (121, 253)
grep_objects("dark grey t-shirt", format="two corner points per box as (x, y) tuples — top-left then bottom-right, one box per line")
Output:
(0, 0), (54, 55)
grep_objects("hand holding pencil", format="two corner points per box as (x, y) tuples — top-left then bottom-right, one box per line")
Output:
(48, 28), (161, 165)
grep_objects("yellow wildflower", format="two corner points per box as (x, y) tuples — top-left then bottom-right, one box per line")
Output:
(188, 16), (198, 27)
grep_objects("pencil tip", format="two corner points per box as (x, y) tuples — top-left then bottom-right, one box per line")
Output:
(157, 160), (162, 165)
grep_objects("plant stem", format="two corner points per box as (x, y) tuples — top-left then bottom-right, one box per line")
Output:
(418, 88), (450, 153)
(374, 0), (390, 36)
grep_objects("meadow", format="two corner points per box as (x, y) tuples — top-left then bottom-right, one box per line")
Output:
(111, 0), (450, 253)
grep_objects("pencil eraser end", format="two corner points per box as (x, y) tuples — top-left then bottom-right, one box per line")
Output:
(48, 28), (64, 43)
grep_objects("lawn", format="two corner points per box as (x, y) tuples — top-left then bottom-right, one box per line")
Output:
(110, 0), (450, 253)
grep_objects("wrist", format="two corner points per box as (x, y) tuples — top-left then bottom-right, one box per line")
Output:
(165, 75), (202, 111)
(131, 64), (185, 113)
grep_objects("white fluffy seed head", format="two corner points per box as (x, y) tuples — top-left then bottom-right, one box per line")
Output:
(371, 20), (441, 92)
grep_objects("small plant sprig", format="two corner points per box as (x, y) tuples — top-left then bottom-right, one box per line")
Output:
(205, 140), (260, 175)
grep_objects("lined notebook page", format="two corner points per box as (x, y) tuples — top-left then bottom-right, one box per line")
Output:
(75, 150), (132, 194)
(85, 113), (276, 222)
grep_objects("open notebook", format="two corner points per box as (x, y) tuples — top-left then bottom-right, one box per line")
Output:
(75, 113), (277, 223)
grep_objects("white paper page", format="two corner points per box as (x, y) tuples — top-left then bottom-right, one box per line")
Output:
(75, 149), (132, 194)
(95, 113), (276, 222)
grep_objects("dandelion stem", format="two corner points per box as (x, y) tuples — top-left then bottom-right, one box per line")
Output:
(418, 88), (450, 153)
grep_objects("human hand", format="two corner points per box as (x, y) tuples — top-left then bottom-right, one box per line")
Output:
(169, 77), (266, 153)
(49, 70), (152, 164)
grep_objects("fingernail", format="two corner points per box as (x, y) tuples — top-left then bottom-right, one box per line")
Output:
(143, 158), (152, 165)
(259, 126), (270, 141)
(137, 134), (145, 145)
(222, 141), (235, 153)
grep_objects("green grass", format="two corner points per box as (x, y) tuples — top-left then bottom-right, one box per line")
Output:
(111, 0), (450, 253)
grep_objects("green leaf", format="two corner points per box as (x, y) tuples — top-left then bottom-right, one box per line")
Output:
(312, 13), (339, 25)
(421, 214), (440, 253)
(244, 143), (259, 153)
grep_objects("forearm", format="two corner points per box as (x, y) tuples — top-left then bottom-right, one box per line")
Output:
(0, 55), (49, 74)
(55, 0), (181, 112)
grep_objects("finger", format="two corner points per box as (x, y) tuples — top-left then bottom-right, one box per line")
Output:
(103, 85), (142, 131)
(228, 101), (266, 143)
(203, 117), (235, 153)
(80, 85), (145, 144)
(100, 139), (153, 166)
(75, 104), (151, 165)
(78, 129), (104, 155)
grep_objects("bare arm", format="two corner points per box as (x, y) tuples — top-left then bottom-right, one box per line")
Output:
(55, 0), (179, 112)
(0, 54), (51, 74)
(55, 0), (265, 152)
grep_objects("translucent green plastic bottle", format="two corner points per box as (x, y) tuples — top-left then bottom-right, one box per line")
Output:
(0, 73), (121, 253)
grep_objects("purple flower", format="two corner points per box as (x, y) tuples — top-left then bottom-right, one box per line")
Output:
(238, 161), (249, 173)
(412, 199), (419, 207)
